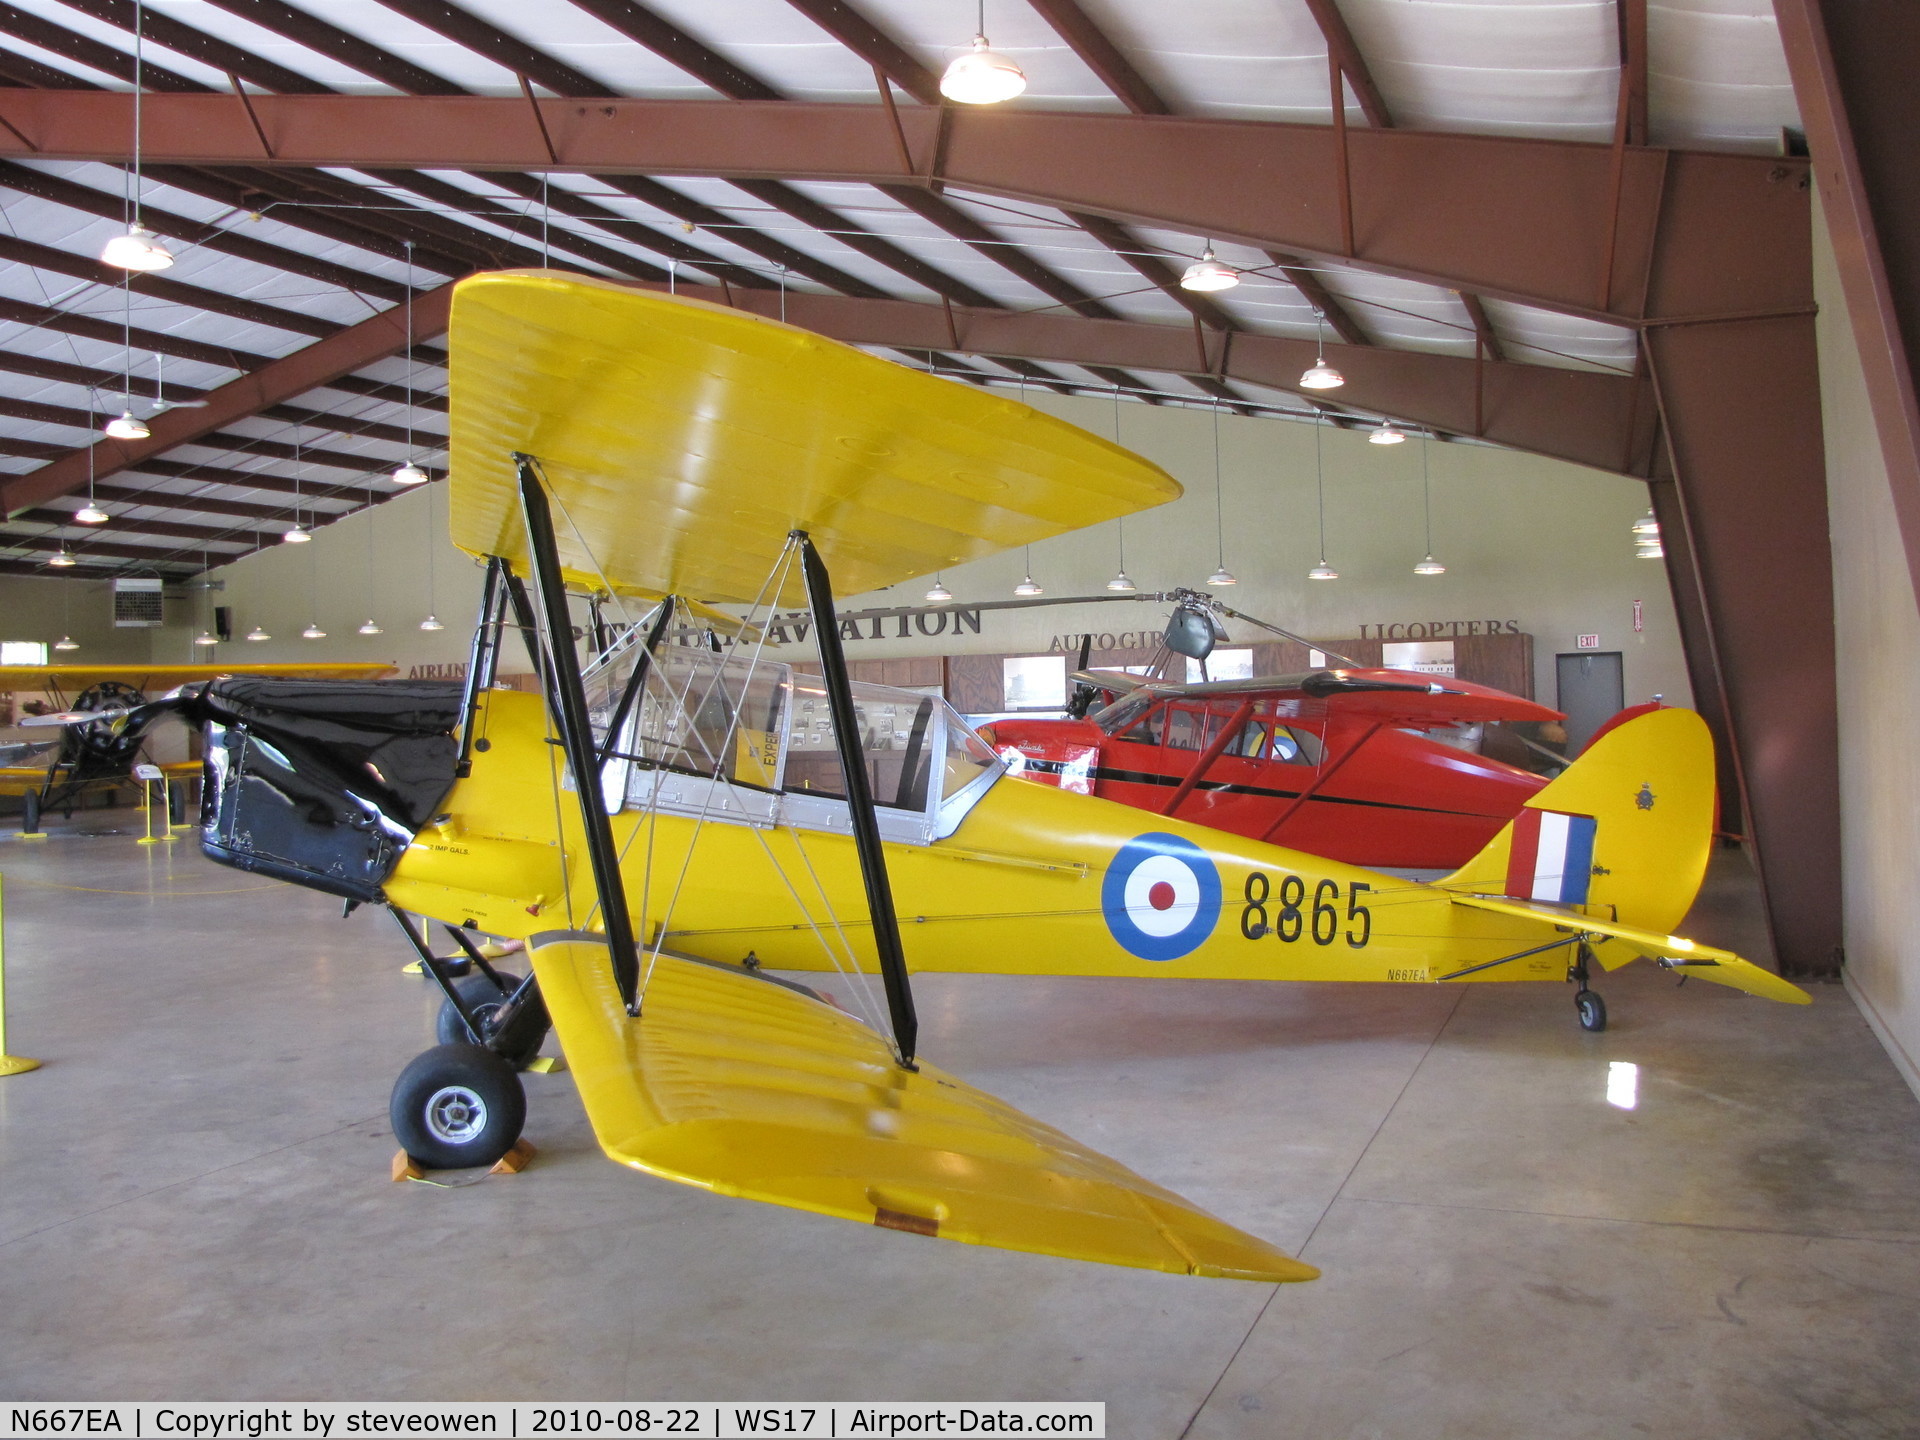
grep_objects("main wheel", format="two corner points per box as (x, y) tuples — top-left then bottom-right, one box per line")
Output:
(434, 972), (548, 1069)
(1575, 989), (1608, 1033)
(390, 1043), (526, 1170)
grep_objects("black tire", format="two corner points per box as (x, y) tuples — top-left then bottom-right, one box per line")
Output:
(1576, 989), (1608, 1033)
(434, 972), (549, 1069)
(390, 1043), (526, 1170)
(21, 789), (40, 835)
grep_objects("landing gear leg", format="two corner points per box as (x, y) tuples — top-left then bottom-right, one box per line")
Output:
(1570, 942), (1607, 1032)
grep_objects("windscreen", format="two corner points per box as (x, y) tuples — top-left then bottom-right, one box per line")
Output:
(785, 681), (935, 812)
(587, 641), (789, 791)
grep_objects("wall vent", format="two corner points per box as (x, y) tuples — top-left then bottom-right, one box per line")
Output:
(112, 577), (165, 628)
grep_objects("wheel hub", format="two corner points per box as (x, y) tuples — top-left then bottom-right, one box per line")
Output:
(424, 1084), (489, 1144)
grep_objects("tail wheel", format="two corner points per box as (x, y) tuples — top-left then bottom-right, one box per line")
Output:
(390, 1043), (525, 1170)
(1575, 989), (1607, 1033)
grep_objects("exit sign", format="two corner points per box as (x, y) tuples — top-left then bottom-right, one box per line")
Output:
(1576, 634), (1601, 649)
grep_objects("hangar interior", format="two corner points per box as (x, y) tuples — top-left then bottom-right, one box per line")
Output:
(1, 0), (1919, 1429)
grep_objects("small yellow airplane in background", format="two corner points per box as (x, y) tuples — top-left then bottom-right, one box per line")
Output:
(99, 273), (1805, 1286)
(1, 663), (394, 834)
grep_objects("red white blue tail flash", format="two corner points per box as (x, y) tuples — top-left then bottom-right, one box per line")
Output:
(1504, 808), (1598, 905)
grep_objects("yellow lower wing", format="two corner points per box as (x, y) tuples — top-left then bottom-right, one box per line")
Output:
(526, 933), (1317, 1283)
(1449, 895), (1811, 1005)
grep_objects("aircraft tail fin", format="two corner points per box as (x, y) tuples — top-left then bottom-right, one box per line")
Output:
(1439, 707), (1717, 938)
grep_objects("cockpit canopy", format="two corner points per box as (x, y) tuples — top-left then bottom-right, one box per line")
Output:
(584, 637), (1003, 844)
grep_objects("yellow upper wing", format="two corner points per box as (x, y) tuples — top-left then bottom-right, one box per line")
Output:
(447, 271), (1182, 606)
(0, 663), (398, 693)
(527, 933), (1315, 1283)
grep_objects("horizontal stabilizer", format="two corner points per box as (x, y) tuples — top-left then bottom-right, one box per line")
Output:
(526, 932), (1317, 1282)
(1449, 894), (1810, 1005)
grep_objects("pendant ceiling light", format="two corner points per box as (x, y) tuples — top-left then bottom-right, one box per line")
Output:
(1181, 244), (1239, 293)
(282, 525), (309, 543)
(392, 463), (429, 486)
(1013, 546), (1043, 597)
(1370, 423), (1406, 446)
(419, 614), (444, 632)
(940, 3), (1026, 105)
(1300, 308), (1345, 390)
(1207, 401), (1237, 586)
(925, 575), (952, 602)
(245, 625), (270, 642)
(74, 502), (109, 525)
(1633, 507), (1663, 559)
(47, 547), (76, 568)
(1414, 429), (1445, 577)
(101, 7), (173, 272)
(357, 620), (383, 635)
(192, 629), (218, 646)
(301, 622), (326, 640)
(1105, 569), (1136, 594)
(101, 223), (173, 272)
(53, 635), (79, 651)
(104, 410), (149, 440)
(1308, 413), (1337, 580)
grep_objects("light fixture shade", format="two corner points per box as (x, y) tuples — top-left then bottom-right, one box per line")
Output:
(246, 626), (270, 642)
(1105, 570), (1136, 593)
(1635, 541), (1665, 560)
(925, 580), (952, 602)
(100, 224), (174, 272)
(1299, 361), (1345, 390)
(1180, 251), (1239, 293)
(47, 548), (76, 567)
(1013, 576), (1043, 597)
(74, 504), (109, 525)
(1369, 423), (1406, 445)
(104, 411), (150, 441)
(1631, 510), (1660, 536)
(53, 634), (79, 651)
(192, 630), (219, 646)
(419, 614), (444, 632)
(940, 36), (1027, 104)
(1308, 561), (1339, 580)
(1207, 566), (1238, 586)
(301, 623), (326, 639)
(1414, 554), (1447, 576)
(282, 526), (310, 544)
(357, 620), (383, 635)
(392, 462), (430, 486)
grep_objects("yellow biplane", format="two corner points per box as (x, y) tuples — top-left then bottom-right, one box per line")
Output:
(105, 273), (1805, 1286)
(1, 663), (395, 834)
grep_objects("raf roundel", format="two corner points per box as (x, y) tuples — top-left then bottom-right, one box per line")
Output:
(1101, 832), (1224, 961)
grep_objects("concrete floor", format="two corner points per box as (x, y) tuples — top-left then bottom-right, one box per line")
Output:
(1, 819), (1918, 1437)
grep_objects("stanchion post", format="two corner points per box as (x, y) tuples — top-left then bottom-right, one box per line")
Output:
(0, 875), (41, 1076)
(134, 763), (173, 845)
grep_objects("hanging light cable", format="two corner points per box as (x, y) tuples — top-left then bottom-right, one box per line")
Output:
(1106, 388), (1135, 591)
(54, 578), (78, 650)
(104, 278), (150, 441)
(1208, 401), (1237, 585)
(283, 438), (310, 542)
(75, 424), (109, 524)
(1414, 428), (1446, 576)
(392, 244), (430, 485)
(192, 547), (219, 645)
(940, 0), (1027, 104)
(302, 515), (324, 638)
(1300, 308), (1345, 390)
(420, 474), (442, 630)
(357, 478), (382, 634)
(100, 2), (173, 272)
(1308, 414), (1337, 580)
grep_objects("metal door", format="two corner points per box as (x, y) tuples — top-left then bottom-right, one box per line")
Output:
(1556, 651), (1625, 757)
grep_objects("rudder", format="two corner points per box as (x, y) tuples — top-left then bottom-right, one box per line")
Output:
(1440, 708), (1715, 936)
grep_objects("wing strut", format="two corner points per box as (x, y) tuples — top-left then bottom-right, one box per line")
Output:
(513, 454), (643, 1013)
(795, 530), (919, 1069)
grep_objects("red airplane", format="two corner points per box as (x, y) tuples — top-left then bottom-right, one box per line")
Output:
(977, 664), (1562, 871)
